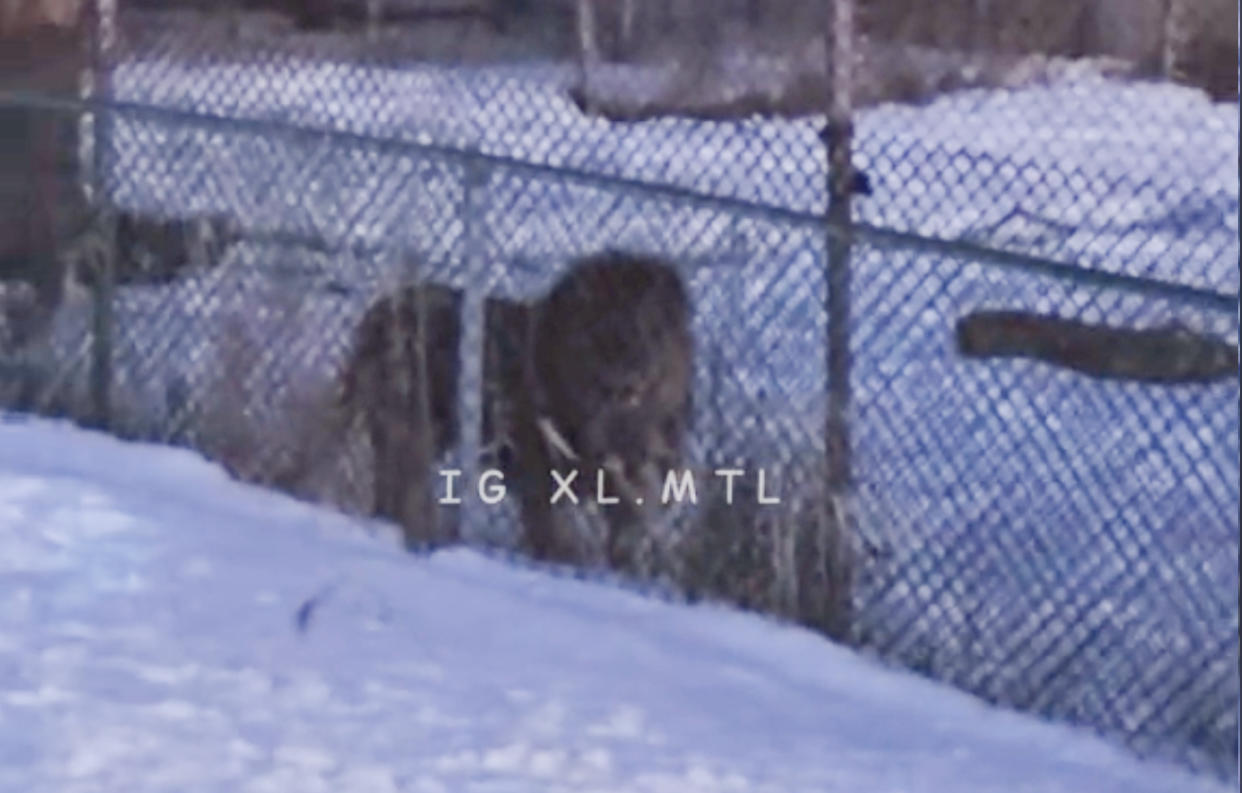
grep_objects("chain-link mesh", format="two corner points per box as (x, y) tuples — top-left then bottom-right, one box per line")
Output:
(1, 0), (1237, 782)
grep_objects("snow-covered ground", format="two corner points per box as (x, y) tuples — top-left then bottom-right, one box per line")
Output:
(0, 414), (1234, 793)
(100, 57), (1239, 292)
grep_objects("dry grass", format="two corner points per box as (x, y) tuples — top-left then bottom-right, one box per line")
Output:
(186, 281), (370, 517)
(673, 451), (858, 642)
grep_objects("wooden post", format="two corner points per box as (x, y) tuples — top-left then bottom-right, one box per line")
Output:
(455, 159), (487, 546)
(575, 0), (599, 107)
(89, 209), (115, 430)
(1159, 0), (1183, 82)
(825, 0), (854, 497)
(366, 0), (382, 42)
(821, 0), (856, 642)
(970, 0), (991, 52)
(396, 246), (439, 550)
(85, 0), (117, 432)
(618, 0), (636, 59)
(84, 0), (117, 204)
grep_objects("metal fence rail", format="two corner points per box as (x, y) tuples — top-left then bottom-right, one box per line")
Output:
(0, 0), (1237, 782)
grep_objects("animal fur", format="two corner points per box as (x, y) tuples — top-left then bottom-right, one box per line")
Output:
(335, 250), (694, 568)
(526, 250), (694, 566)
(337, 280), (528, 546)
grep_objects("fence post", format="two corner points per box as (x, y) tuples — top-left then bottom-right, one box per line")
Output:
(1159, 0), (1184, 83)
(575, 0), (600, 107)
(84, 0), (118, 432)
(455, 159), (488, 546)
(83, 0), (117, 205)
(366, 0), (382, 42)
(89, 209), (116, 430)
(390, 244), (438, 549)
(821, 0), (856, 642)
(618, 0), (637, 57)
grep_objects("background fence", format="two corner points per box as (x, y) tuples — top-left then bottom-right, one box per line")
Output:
(1, 0), (1238, 782)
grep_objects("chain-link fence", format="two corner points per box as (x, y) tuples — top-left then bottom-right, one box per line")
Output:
(1, 0), (1238, 782)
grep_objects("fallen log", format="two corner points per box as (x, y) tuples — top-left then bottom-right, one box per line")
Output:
(955, 309), (1237, 385)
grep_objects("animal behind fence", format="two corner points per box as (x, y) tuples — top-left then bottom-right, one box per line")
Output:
(526, 249), (693, 566)
(336, 249), (694, 570)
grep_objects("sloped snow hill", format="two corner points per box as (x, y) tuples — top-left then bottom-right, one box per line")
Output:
(0, 414), (1232, 793)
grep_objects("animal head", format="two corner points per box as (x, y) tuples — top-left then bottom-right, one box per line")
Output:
(583, 367), (690, 496)
(529, 250), (694, 513)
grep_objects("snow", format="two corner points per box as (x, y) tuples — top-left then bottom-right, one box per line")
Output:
(0, 414), (1234, 792)
(100, 58), (1238, 292)
(3, 48), (1231, 778)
